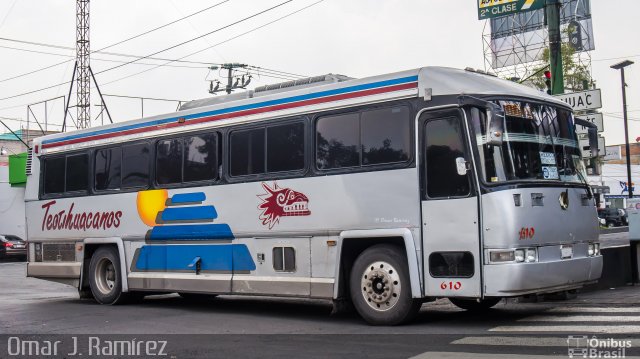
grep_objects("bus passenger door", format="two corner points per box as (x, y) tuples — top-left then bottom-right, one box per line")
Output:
(420, 109), (482, 298)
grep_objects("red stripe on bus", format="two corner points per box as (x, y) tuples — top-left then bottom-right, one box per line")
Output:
(42, 82), (417, 149)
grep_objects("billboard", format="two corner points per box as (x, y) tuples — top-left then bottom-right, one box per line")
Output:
(478, 0), (545, 20)
(488, 0), (594, 69)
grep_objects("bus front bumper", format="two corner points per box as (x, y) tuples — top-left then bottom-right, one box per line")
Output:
(483, 255), (603, 297)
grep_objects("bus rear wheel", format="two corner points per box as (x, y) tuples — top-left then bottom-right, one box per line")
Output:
(349, 244), (420, 325)
(449, 297), (501, 311)
(89, 246), (128, 305)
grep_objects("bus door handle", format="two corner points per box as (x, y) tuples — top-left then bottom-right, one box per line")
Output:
(188, 256), (202, 275)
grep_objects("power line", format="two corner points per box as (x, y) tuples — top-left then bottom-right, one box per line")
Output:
(0, 0), (231, 84)
(0, 1), (294, 103)
(0, 0), (19, 29)
(100, 0), (324, 87)
(93, 0), (293, 76)
(0, 44), (208, 71)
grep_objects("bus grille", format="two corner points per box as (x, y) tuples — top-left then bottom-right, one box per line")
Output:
(42, 243), (75, 262)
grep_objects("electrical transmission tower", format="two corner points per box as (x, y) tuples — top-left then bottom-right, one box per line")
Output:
(63, 0), (112, 131)
(76, 0), (90, 129)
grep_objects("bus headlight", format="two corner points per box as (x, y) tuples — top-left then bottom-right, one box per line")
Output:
(525, 248), (537, 263)
(490, 251), (515, 262)
(595, 243), (600, 256)
(514, 249), (525, 263)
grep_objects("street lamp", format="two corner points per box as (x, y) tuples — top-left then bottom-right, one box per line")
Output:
(611, 60), (634, 199)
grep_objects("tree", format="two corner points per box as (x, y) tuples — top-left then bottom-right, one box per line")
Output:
(528, 25), (592, 92)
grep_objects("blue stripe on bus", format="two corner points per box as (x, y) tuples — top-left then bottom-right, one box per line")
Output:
(149, 224), (234, 241)
(134, 244), (255, 272)
(160, 206), (217, 222)
(42, 75), (419, 145)
(169, 192), (206, 204)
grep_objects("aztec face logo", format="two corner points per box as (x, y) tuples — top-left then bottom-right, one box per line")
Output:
(258, 182), (311, 229)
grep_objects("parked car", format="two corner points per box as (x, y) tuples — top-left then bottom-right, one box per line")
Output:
(0, 235), (27, 259)
(597, 208), (628, 227)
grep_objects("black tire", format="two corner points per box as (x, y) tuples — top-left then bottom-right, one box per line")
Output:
(449, 297), (501, 311)
(178, 292), (218, 302)
(89, 246), (129, 305)
(349, 244), (421, 325)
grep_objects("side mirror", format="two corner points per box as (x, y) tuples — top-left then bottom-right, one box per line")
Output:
(456, 157), (469, 176)
(575, 117), (599, 158)
(486, 104), (505, 146)
(588, 127), (598, 158)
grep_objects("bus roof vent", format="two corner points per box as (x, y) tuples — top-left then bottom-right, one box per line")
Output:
(253, 74), (353, 96)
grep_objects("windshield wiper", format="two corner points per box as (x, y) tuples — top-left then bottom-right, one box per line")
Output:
(574, 163), (593, 200)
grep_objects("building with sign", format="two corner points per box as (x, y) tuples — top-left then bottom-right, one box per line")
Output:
(587, 143), (640, 210)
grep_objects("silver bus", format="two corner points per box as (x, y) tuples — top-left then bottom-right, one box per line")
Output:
(25, 67), (602, 325)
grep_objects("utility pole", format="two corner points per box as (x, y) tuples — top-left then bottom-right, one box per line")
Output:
(76, 0), (91, 129)
(209, 63), (252, 95)
(611, 60), (635, 199)
(546, 0), (564, 95)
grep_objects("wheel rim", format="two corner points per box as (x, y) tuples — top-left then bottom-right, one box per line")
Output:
(94, 257), (116, 295)
(360, 261), (401, 312)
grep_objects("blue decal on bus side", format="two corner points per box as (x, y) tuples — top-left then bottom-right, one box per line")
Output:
(135, 244), (256, 271)
(161, 205), (218, 222)
(169, 192), (206, 204)
(149, 224), (234, 241)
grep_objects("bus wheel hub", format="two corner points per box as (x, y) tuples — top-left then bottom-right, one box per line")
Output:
(361, 261), (401, 311)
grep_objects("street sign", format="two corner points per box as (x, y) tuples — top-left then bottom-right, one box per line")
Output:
(604, 145), (622, 161)
(578, 135), (605, 159)
(478, 0), (545, 20)
(555, 89), (602, 112)
(576, 113), (604, 135)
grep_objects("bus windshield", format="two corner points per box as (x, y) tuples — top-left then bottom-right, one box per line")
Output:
(470, 100), (586, 185)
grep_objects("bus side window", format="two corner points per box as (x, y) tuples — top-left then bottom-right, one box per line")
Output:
(43, 157), (65, 194)
(230, 128), (266, 177)
(156, 139), (183, 185)
(122, 143), (150, 188)
(424, 118), (470, 198)
(65, 153), (89, 193)
(316, 112), (360, 169)
(184, 133), (217, 182)
(267, 122), (304, 173)
(362, 106), (411, 165)
(316, 106), (411, 170)
(95, 147), (122, 191)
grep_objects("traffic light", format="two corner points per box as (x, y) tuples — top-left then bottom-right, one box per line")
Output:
(544, 70), (552, 95)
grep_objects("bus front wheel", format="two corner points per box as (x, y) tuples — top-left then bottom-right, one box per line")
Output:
(349, 244), (421, 325)
(449, 297), (501, 311)
(89, 246), (129, 305)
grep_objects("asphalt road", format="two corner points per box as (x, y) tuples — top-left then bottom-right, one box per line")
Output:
(0, 230), (638, 359)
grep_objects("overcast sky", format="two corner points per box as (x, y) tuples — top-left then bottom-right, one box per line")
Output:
(0, 0), (638, 146)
